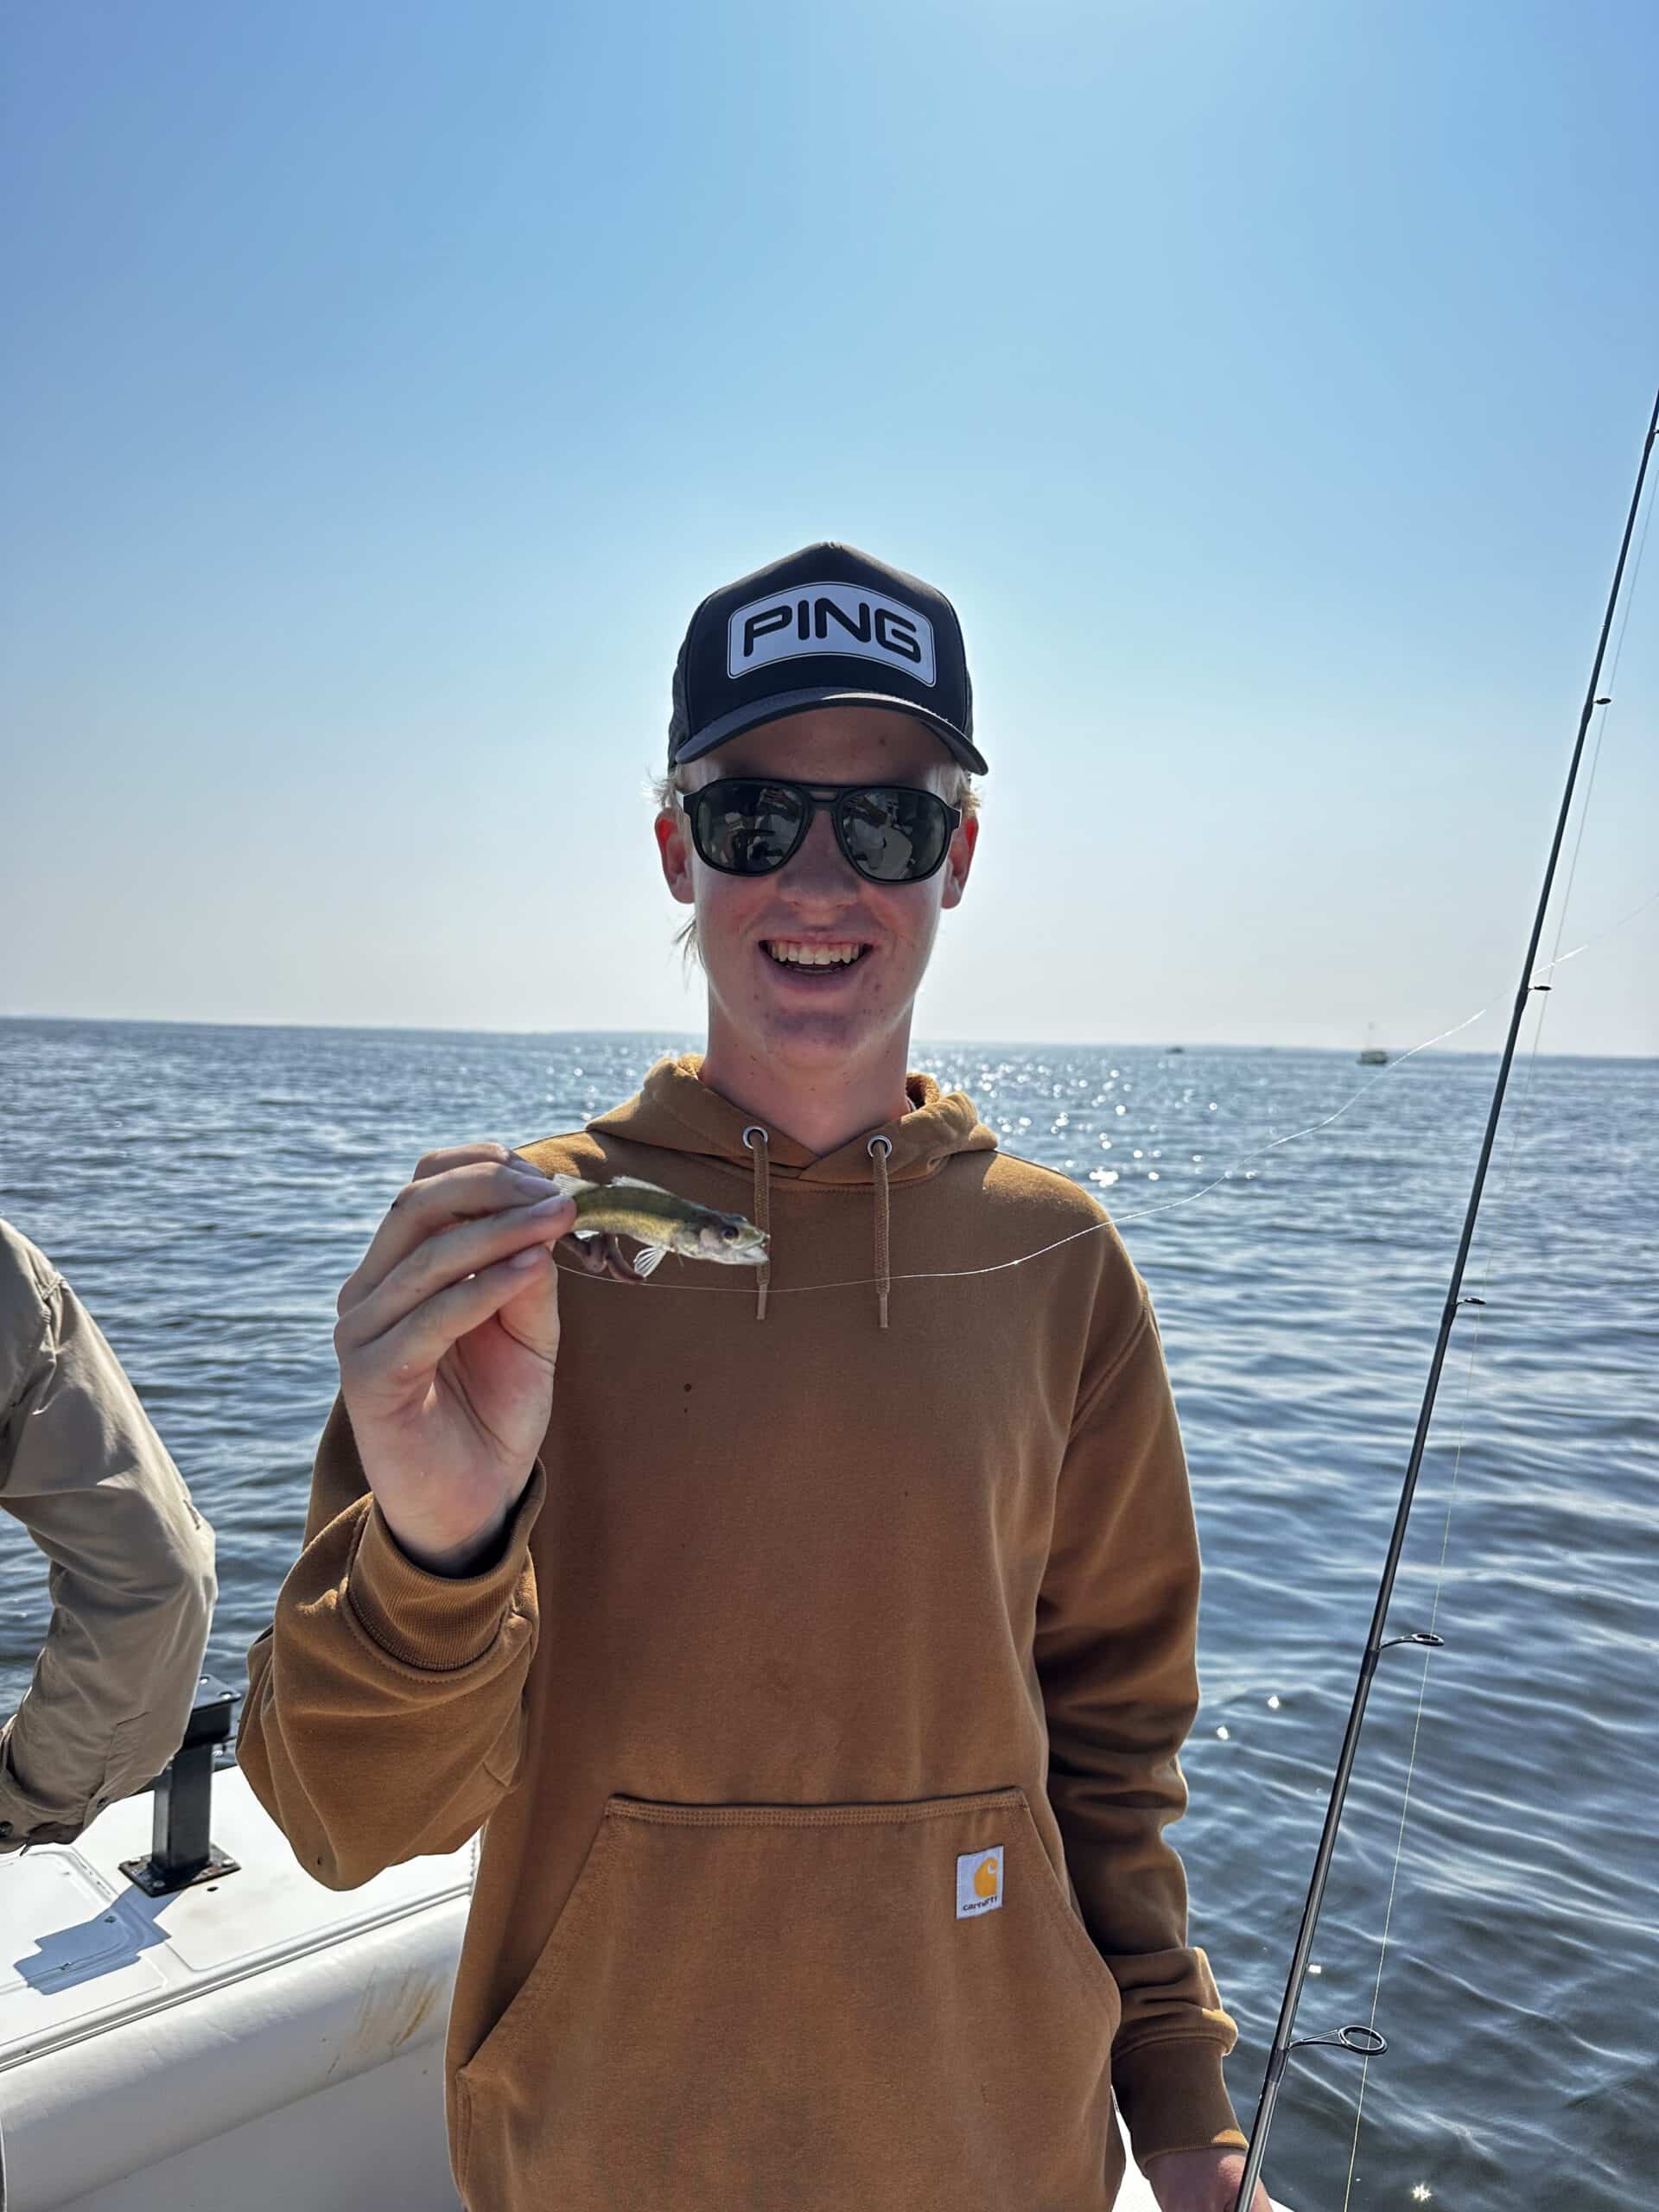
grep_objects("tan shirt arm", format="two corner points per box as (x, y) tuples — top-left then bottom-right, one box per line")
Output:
(0, 1220), (217, 1850)
(238, 1393), (543, 1891)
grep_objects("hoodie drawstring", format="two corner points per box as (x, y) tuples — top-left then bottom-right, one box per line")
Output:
(742, 1125), (771, 1321)
(743, 1122), (892, 1329)
(868, 1133), (892, 1330)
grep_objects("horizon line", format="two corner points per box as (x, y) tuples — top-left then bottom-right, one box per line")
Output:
(2, 1010), (1653, 1063)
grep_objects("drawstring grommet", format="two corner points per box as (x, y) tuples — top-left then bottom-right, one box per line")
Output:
(868, 1134), (893, 1330)
(743, 1125), (771, 1320)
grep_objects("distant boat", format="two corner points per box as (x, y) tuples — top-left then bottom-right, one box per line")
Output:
(1357, 1021), (1389, 1066)
(1166, 1045), (1185, 1054)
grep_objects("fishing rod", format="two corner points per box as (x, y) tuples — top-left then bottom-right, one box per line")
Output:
(1231, 378), (1659, 2212)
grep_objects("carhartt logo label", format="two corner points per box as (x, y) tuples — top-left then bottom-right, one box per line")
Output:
(727, 582), (938, 687)
(956, 1847), (1003, 1919)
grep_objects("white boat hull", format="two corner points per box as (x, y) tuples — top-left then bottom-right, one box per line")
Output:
(1, 1770), (1290, 2211)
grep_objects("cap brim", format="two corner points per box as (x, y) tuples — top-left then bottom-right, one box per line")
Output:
(671, 687), (988, 776)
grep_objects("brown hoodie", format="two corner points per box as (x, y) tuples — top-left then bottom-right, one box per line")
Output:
(239, 1052), (1246, 2210)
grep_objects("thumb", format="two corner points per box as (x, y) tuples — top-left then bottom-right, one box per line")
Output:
(493, 1237), (567, 1364)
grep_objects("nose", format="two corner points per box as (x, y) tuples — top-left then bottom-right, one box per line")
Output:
(783, 797), (858, 897)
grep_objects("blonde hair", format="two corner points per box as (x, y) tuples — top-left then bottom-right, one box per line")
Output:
(648, 756), (981, 976)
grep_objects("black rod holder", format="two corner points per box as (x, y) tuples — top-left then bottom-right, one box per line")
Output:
(118, 1672), (241, 1897)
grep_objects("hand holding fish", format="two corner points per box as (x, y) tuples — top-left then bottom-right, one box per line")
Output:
(332, 1146), (582, 1577)
(331, 1150), (767, 1579)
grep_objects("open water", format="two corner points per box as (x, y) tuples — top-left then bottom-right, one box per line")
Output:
(1, 1017), (1654, 2209)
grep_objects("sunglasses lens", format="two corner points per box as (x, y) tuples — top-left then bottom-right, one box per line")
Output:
(693, 782), (806, 873)
(690, 780), (951, 880)
(839, 788), (950, 881)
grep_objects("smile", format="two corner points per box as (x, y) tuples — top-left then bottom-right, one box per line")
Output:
(760, 939), (870, 972)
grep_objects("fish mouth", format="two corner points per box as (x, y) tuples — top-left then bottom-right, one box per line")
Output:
(695, 1224), (770, 1266)
(712, 1238), (770, 1267)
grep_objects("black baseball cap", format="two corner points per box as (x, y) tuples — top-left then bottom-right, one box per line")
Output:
(667, 541), (988, 776)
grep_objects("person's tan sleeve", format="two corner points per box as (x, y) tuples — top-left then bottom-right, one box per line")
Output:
(238, 1393), (543, 1891)
(0, 1230), (217, 1852)
(1034, 1284), (1248, 2168)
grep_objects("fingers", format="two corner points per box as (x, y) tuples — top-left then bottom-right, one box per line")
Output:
(559, 1231), (647, 1283)
(410, 1143), (524, 1183)
(351, 1247), (562, 1390)
(340, 1152), (561, 1314)
(596, 1233), (651, 1283)
(561, 1236), (613, 1280)
(338, 1187), (578, 1351)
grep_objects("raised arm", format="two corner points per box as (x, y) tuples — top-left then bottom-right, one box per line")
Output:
(238, 1145), (578, 1889)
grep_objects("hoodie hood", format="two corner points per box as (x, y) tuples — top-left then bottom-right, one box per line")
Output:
(585, 1052), (997, 1325)
(587, 1052), (995, 1185)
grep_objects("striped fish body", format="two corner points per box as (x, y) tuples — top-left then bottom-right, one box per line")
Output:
(532, 1170), (768, 1279)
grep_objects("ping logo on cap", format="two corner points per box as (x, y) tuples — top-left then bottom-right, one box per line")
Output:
(728, 582), (938, 688)
(956, 1846), (1003, 1919)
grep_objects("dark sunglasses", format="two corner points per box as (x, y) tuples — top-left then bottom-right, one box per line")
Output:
(679, 777), (962, 886)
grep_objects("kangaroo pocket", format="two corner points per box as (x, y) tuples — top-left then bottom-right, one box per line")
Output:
(455, 1786), (1123, 2212)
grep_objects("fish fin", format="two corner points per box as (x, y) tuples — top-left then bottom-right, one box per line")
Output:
(571, 1229), (600, 1245)
(606, 1175), (662, 1191)
(630, 1243), (671, 1279)
(544, 1172), (594, 1199)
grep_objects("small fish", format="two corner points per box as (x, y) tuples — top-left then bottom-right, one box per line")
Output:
(518, 1166), (769, 1282)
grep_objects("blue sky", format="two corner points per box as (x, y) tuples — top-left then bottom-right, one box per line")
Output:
(3, 0), (1656, 1053)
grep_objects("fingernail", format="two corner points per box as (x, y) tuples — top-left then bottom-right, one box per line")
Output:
(507, 1245), (546, 1269)
(508, 1157), (550, 1179)
(525, 1193), (576, 1218)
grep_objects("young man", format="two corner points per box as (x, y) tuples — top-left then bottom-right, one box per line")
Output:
(240, 543), (1272, 2212)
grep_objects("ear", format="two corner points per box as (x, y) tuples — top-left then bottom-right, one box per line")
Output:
(654, 804), (696, 906)
(938, 810), (978, 910)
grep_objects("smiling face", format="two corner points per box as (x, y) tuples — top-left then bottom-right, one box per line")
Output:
(654, 705), (978, 1096)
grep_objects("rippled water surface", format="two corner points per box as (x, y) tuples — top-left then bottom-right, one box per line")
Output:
(2, 1019), (1654, 2209)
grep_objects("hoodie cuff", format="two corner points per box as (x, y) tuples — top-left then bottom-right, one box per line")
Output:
(346, 1462), (547, 1672)
(1114, 2039), (1249, 2165)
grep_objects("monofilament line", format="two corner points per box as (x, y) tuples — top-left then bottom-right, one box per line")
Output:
(550, 997), (1516, 1299)
(1336, 973), (1555, 2211)
(556, 861), (1659, 1306)
(1331, 467), (1656, 2206)
(1230, 378), (1659, 2212)
(1541, 448), (1656, 982)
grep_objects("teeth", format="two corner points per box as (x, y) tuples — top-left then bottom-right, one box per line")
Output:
(766, 941), (864, 967)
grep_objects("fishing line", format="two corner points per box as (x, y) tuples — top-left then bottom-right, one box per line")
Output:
(550, 893), (1657, 1301)
(1230, 379), (1659, 2212)
(1543, 450), (1656, 977)
(1331, 449), (1656, 2207)
(1336, 539), (1659, 2177)
(1336, 978), (1555, 2208)
(556, 833), (1659, 1306)
(1531, 874), (1659, 980)
(550, 996), (1528, 1299)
